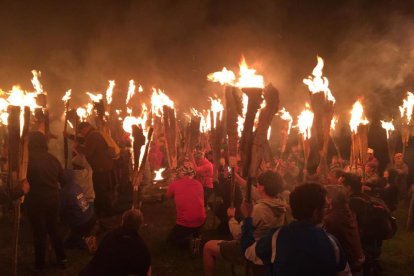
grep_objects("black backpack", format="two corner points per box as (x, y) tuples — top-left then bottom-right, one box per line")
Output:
(354, 195), (397, 240)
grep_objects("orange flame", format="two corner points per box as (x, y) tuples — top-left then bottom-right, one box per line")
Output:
(31, 70), (43, 94)
(278, 107), (293, 135)
(151, 88), (174, 117)
(126, 80), (136, 105)
(207, 67), (236, 86)
(210, 98), (224, 128)
(297, 104), (314, 140)
(106, 80), (115, 105)
(86, 92), (103, 103)
(330, 115), (338, 132)
(349, 100), (369, 133)
(399, 92), (414, 124)
(154, 168), (166, 181)
(62, 89), (72, 102)
(381, 120), (395, 139)
(303, 56), (335, 102)
(236, 56), (264, 89)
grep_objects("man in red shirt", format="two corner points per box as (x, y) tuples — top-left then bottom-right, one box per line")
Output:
(166, 165), (206, 247)
(192, 150), (214, 205)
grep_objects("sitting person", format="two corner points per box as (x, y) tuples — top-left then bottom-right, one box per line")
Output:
(203, 171), (287, 276)
(80, 209), (151, 276)
(241, 183), (350, 275)
(166, 165), (206, 247)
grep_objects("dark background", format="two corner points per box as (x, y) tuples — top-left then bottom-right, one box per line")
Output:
(1, 0), (414, 172)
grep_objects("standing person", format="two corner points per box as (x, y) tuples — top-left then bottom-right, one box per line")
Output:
(76, 122), (115, 218)
(80, 209), (152, 276)
(324, 192), (365, 274)
(241, 183), (350, 276)
(192, 150), (214, 205)
(166, 165), (206, 247)
(389, 153), (409, 200)
(26, 131), (67, 271)
(60, 169), (96, 249)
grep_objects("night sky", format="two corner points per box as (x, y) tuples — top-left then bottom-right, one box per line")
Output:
(1, 0), (414, 169)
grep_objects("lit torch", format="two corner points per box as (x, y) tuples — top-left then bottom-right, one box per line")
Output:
(303, 56), (335, 179)
(349, 100), (369, 173)
(297, 104), (314, 181)
(235, 56), (264, 202)
(399, 92), (414, 154)
(62, 89), (72, 168)
(154, 168), (166, 182)
(278, 108), (293, 156)
(381, 120), (397, 165)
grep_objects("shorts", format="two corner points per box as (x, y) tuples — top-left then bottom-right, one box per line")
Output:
(219, 240), (246, 266)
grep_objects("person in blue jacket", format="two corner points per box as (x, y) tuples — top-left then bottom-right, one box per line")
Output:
(241, 182), (351, 276)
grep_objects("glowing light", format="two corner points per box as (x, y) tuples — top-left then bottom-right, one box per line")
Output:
(236, 56), (264, 89)
(86, 92), (103, 103)
(106, 80), (115, 105)
(330, 115), (338, 131)
(31, 70), (43, 94)
(62, 89), (72, 102)
(126, 80), (136, 105)
(210, 98), (224, 128)
(207, 67), (236, 86)
(297, 104), (314, 140)
(151, 88), (174, 117)
(303, 56), (335, 102)
(349, 100), (369, 133)
(278, 107), (293, 134)
(381, 120), (395, 139)
(399, 92), (414, 124)
(154, 168), (166, 181)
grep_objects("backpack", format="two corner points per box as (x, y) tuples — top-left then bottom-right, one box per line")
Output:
(354, 195), (397, 240)
(99, 130), (120, 160)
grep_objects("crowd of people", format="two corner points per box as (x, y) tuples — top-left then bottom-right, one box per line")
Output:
(0, 119), (411, 276)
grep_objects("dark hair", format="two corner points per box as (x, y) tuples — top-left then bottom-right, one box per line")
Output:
(330, 168), (344, 179)
(290, 183), (327, 220)
(28, 131), (48, 152)
(121, 209), (143, 231)
(257, 171), (284, 197)
(387, 168), (399, 186)
(77, 122), (92, 131)
(342, 173), (362, 194)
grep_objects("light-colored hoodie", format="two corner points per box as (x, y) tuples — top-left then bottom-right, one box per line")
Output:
(229, 196), (287, 240)
(72, 154), (95, 202)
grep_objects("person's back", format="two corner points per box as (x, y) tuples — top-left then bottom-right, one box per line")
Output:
(169, 177), (206, 227)
(242, 183), (350, 276)
(80, 209), (151, 276)
(83, 129), (114, 172)
(273, 221), (344, 275)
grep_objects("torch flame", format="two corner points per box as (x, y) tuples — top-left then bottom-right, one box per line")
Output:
(210, 98), (224, 128)
(236, 56), (264, 89)
(207, 67), (236, 86)
(278, 107), (293, 134)
(126, 80), (136, 105)
(381, 120), (395, 139)
(297, 104), (314, 140)
(399, 92), (414, 124)
(237, 94), (249, 137)
(349, 100), (369, 133)
(303, 56), (335, 103)
(106, 80), (115, 105)
(151, 88), (174, 117)
(31, 70), (43, 94)
(77, 107), (87, 121)
(86, 92), (103, 103)
(62, 89), (72, 102)
(154, 168), (166, 181)
(138, 85), (143, 93)
(7, 85), (39, 111)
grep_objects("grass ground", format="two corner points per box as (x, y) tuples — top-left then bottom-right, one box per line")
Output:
(1, 198), (414, 275)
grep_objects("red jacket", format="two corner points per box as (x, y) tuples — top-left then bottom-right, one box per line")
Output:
(195, 158), (214, 189)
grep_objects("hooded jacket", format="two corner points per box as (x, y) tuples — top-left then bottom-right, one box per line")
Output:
(26, 131), (66, 205)
(229, 197), (287, 240)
